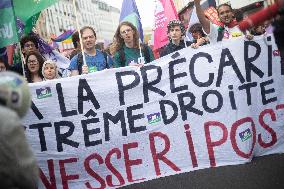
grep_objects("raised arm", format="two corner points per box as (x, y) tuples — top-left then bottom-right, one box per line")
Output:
(194, 0), (210, 34)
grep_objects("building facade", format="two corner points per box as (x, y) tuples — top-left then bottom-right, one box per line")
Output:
(36, 0), (120, 49)
(216, 0), (262, 9)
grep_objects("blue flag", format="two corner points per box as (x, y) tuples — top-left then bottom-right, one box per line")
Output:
(119, 0), (144, 41)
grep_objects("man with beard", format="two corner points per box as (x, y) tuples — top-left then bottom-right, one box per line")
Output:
(68, 26), (107, 76)
(194, 0), (253, 44)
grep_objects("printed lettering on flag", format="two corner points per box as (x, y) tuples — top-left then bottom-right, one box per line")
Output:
(153, 0), (178, 50)
(204, 7), (223, 26)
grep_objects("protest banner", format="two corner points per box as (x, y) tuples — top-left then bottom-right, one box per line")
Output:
(23, 35), (284, 189)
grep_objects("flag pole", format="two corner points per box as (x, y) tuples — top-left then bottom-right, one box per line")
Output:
(138, 39), (143, 58)
(72, 0), (86, 66)
(138, 39), (145, 65)
(18, 43), (26, 78)
(184, 37), (188, 47)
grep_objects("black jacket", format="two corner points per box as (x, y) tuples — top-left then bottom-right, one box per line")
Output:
(160, 40), (192, 57)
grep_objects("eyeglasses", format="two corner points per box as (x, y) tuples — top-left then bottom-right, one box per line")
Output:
(120, 28), (133, 35)
(27, 59), (38, 65)
(24, 43), (36, 48)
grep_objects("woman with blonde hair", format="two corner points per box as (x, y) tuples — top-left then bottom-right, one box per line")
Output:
(42, 60), (60, 80)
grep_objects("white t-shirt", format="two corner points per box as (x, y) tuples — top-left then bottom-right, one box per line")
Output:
(205, 22), (244, 44)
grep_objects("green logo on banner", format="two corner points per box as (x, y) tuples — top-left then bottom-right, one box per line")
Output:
(89, 66), (97, 73)
(36, 87), (52, 99)
(147, 113), (161, 125)
(239, 128), (252, 142)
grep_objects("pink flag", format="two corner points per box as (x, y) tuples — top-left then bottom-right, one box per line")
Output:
(153, 0), (178, 50)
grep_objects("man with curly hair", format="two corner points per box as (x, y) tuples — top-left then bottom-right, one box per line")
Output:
(160, 19), (192, 57)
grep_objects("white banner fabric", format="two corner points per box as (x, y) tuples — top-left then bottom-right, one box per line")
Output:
(23, 35), (284, 189)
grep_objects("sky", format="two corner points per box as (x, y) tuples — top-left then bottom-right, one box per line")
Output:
(100, 0), (156, 28)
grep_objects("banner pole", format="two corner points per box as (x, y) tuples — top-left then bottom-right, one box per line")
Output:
(72, 0), (86, 66)
(138, 40), (143, 58)
(18, 43), (26, 78)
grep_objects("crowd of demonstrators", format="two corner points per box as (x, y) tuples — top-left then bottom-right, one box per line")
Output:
(1, 3), (279, 81)
(160, 20), (192, 57)
(112, 21), (155, 68)
(68, 26), (108, 76)
(0, 4), (281, 189)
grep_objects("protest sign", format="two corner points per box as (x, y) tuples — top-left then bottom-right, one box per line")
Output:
(23, 35), (284, 189)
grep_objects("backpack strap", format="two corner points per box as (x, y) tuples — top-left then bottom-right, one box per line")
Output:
(118, 45), (150, 66)
(118, 48), (126, 67)
(102, 51), (109, 69)
(77, 50), (109, 73)
(142, 44), (150, 63)
(217, 30), (224, 42)
(77, 52), (83, 75)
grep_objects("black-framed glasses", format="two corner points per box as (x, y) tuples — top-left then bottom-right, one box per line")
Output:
(27, 59), (38, 65)
(24, 43), (36, 48)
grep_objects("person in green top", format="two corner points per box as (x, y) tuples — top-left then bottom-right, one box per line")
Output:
(112, 21), (155, 68)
